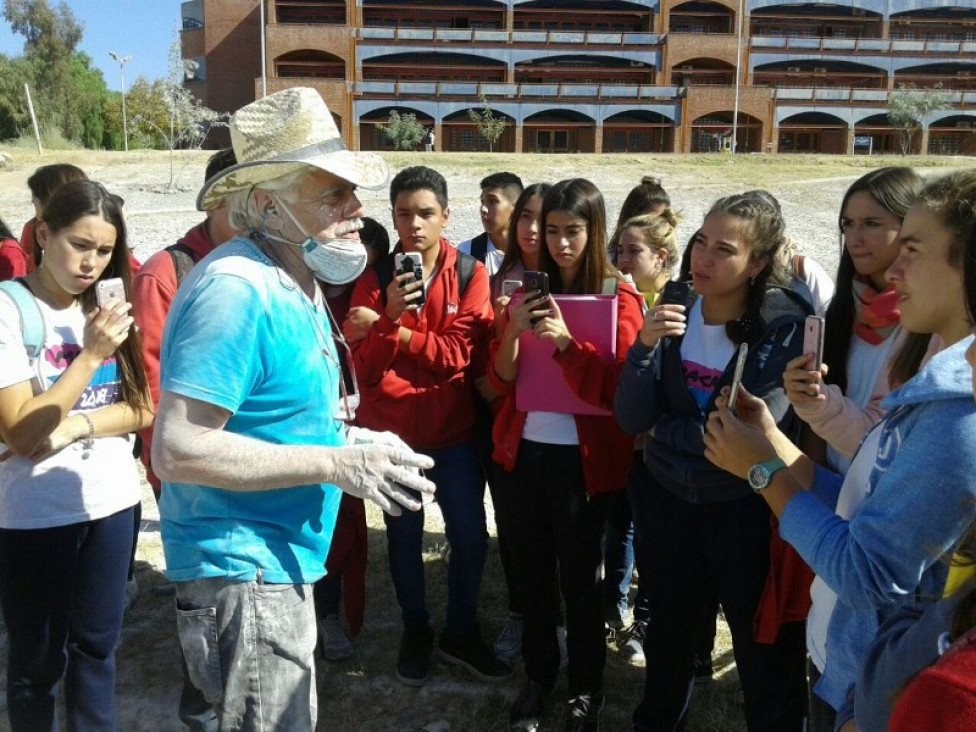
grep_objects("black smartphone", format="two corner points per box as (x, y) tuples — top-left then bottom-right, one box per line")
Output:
(395, 252), (426, 306)
(522, 270), (549, 324)
(660, 280), (693, 309)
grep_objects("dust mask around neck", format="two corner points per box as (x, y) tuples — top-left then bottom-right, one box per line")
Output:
(264, 199), (368, 285)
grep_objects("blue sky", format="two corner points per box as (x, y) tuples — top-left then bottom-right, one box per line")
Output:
(0, 1), (183, 89)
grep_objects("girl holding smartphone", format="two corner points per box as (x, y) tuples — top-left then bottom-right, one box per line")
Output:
(0, 181), (152, 730)
(704, 168), (976, 732)
(615, 193), (809, 731)
(488, 178), (643, 730)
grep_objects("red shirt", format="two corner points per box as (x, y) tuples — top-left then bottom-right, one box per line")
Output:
(131, 221), (219, 491)
(0, 237), (28, 280)
(488, 282), (644, 496)
(18, 219), (37, 274)
(890, 632), (976, 732)
(348, 239), (493, 450)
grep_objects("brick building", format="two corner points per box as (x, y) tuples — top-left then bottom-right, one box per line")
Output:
(180, 0), (976, 155)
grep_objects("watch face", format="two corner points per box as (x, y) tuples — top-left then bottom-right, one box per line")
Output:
(749, 464), (769, 490)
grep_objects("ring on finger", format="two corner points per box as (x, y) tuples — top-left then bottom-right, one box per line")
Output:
(651, 311), (658, 322)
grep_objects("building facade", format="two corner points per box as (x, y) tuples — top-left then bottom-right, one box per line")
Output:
(181, 0), (976, 155)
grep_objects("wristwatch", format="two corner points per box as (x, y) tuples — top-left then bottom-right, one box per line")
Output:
(747, 458), (787, 493)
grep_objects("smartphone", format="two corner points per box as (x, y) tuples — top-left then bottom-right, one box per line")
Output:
(803, 315), (825, 371)
(394, 252), (425, 306)
(727, 342), (749, 415)
(660, 280), (693, 309)
(522, 270), (550, 324)
(501, 279), (522, 298)
(95, 277), (126, 308)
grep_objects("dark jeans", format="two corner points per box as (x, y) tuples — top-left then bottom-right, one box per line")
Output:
(807, 658), (837, 732)
(603, 454), (651, 624)
(313, 573), (342, 618)
(0, 506), (134, 732)
(631, 476), (807, 732)
(501, 440), (608, 696)
(384, 441), (487, 635)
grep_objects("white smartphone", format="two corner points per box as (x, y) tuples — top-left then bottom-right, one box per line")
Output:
(95, 277), (126, 308)
(803, 315), (825, 371)
(727, 342), (749, 415)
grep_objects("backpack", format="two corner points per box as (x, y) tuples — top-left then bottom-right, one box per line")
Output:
(469, 232), (490, 265)
(0, 279), (44, 366)
(374, 250), (478, 307)
(167, 241), (196, 287)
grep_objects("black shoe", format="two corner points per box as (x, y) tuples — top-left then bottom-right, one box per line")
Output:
(396, 625), (434, 687)
(509, 681), (548, 732)
(438, 628), (513, 681)
(693, 656), (714, 685)
(564, 690), (605, 732)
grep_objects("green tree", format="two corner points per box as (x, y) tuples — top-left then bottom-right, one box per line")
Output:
(378, 110), (425, 151)
(468, 95), (506, 152)
(888, 84), (952, 156)
(3, 0), (96, 143)
(0, 53), (33, 140)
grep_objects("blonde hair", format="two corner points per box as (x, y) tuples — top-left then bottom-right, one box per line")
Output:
(616, 208), (681, 276)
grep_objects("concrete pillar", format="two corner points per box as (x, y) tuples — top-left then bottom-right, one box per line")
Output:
(515, 124), (524, 153)
(594, 125), (603, 154)
(846, 127), (856, 155)
(434, 121), (443, 152)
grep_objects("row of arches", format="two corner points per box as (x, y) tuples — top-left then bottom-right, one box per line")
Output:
(350, 106), (976, 155)
(276, 49), (976, 92)
(272, 0), (976, 43)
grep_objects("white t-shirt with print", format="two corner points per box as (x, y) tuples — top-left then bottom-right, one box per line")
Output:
(0, 289), (140, 529)
(680, 299), (736, 411)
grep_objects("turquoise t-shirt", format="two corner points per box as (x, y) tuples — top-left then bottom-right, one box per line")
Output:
(158, 237), (343, 584)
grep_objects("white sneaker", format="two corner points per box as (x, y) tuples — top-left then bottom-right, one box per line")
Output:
(494, 614), (523, 660)
(318, 614), (353, 661)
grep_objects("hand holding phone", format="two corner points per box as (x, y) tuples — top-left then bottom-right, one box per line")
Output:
(803, 315), (825, 372)
(522, 270), (550, 325)
(727, 343), (748, 415)
(394, 252), (425, 306)
(95, 277), (126, 308)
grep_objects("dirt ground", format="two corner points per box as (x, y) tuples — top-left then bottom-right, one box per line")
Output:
(0, 149), (969, 731)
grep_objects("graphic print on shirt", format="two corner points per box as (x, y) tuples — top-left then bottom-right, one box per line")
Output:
(44, 343), (120, 409)
(682, 359), (725, 411)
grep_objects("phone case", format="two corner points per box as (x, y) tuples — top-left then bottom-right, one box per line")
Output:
(803, 316), (825, 369)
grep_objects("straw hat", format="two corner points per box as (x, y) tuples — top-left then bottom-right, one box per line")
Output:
(196, 87), (390, 211)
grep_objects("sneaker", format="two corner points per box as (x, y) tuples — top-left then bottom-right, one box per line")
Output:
(318, 613), (353, 661)
(438, 628), (513, 682)
(122, 578), (139, 614)
(564, 690), (605, 732)
(693, 656), (714, 685)
(619, 620), (646, 665)
(494, 614), (523, 660)
(604, 603), (627, 632)
(509, 681), (548, 731)
(396, 625), (434, 687)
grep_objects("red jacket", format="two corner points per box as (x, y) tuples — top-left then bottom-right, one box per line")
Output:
(131, 221), (218, 492)
(348, 239), (493, 450)
(0, 237), (27, 280)
(890, 631), (976, 732)
(488, 282), (644, 496)
(18, 219), (37, 274)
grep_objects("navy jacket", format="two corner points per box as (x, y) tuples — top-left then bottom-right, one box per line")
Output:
(615, 287), (809, 503)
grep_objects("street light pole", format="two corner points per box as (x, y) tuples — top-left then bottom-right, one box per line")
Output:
(732, 0), (743, 155)
(109, 51), (132, 152)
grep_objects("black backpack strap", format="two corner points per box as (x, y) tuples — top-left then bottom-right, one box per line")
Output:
(375, 253), (397, 307)
(469, 232), (490, 264)
(455, 250), (477, 297)
(166, 242), (196, 287)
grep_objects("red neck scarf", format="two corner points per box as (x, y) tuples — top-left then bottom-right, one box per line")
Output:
(851, 277), (900, 345)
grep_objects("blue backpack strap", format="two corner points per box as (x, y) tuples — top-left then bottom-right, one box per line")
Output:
(0, 279), (44, 363)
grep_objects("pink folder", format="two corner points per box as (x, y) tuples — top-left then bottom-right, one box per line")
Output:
(514, 294), (618, 416)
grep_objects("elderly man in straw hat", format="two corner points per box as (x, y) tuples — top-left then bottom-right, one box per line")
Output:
(152, 87), (435, 729)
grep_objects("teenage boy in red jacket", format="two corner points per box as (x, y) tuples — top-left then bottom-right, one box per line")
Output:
(345, 165), (509, 687)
